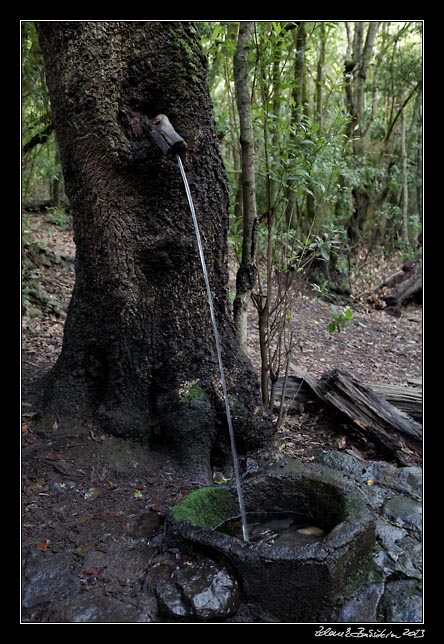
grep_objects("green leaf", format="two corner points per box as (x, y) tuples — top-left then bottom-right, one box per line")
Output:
(328, 321), (337, 334)
(22, 411), (38, 418)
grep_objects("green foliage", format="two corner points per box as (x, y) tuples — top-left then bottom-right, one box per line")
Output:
(198, 21), (422, 256)
(22, 215), (65, 318)
(22, 22), (64, 204)
(46, 207), (71, 230)
(311, 279), (330, 299)
(179, 381), (212, 410)
(328, 305), (357, 334)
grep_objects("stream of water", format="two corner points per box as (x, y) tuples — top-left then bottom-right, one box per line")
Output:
(176, 154), (249, 543)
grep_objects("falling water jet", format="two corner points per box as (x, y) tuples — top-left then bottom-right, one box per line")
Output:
(176, 154), (249, 544)
(147, 114), (249, 542)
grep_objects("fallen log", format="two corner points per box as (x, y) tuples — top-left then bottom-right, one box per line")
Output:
(317, 369), (422, 465)
(365, 382), (422, 422)
(275, 372), (422, 422)
(22, 199), (56, 212)
(383, 265), (422, 317)
(274, 368), (422, 466)
(22, 120), (54, 156)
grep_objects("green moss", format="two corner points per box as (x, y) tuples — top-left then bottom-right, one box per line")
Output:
(180, 382), (212, 410)
(170, 486), (240, 528)
(342, 550), (383, 597)
(343, 494), (368, 516)
(169, 27), (202, 75)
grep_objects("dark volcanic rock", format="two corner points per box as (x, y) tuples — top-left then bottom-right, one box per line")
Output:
(339, 582), (385, 622)
(47, 589), (154, 623)
(155, 559), (240, 621)
(22, 551), (79, 609)
(382, 496), (422, 531)
(82, 541), (155, 585)
(380, 580), (423, 622)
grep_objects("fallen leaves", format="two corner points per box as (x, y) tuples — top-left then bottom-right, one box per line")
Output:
(45, 451), (61, 461)
(89, 430), (104, 443)
(78, 514), (95, 525)
(27, 478), (46, 492)
(74, 542), (102, 556)
(81, 566), (101, 578)
(171, 491), (191, 505)
(36, 540), (49, 552)
(84, 487), (102, 501)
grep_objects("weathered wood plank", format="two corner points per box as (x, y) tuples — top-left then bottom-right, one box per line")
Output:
(274, 373), (422, 422)
(318, 369), (421, 465)
(273, 368), (422, 465)
(365, 382), (422, 422)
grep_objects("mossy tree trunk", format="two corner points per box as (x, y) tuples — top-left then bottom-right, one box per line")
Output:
(37, 21), (272, 481)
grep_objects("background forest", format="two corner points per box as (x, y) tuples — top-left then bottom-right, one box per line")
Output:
(22, 21), (423, 246)
(22, 20), (423, 410)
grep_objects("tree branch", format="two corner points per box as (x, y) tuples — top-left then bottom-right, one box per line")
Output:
(22, 120), (54, 155)
(384, 81), (421, 143)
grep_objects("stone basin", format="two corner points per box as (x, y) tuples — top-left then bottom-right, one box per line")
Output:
(165, 465), (376, 622)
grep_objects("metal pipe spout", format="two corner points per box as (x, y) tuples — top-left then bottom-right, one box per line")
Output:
(148, 114), (187, 159)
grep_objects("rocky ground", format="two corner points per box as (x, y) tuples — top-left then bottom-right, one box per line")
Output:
(21, 213), (423, 624)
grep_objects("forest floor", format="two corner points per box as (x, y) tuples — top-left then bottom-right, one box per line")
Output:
(21, 213), (422, 622)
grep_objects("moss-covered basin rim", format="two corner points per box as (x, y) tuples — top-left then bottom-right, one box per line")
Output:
(170, 486), (240, 529)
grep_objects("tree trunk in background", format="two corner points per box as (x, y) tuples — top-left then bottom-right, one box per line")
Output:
(315, 22), (326, 129)
(37, 22), (272, 481)
(285, 22), (308, 228)
(401, 100), (410, 247)
(343, 21), (379, 243)
(233, 21), (258, 353)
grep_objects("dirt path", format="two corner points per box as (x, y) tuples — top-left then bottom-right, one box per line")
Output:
(246, 293), (422, 387)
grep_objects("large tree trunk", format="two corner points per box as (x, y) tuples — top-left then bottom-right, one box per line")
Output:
(37, 21), (272, 481)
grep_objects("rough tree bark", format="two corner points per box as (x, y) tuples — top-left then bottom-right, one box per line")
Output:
(37, 21), (272, 481)
(315, 22), (326, 129)
(233, 21), (258, 353)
